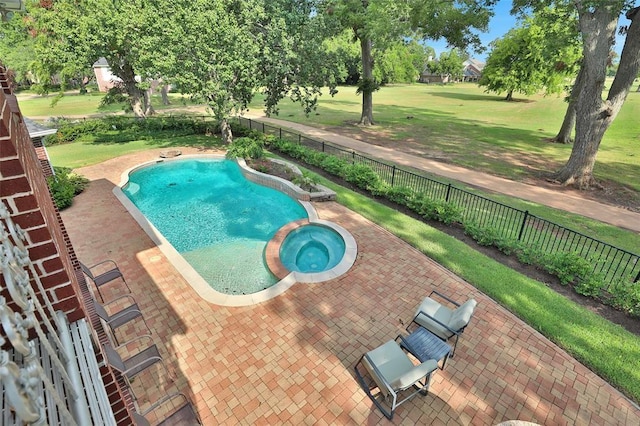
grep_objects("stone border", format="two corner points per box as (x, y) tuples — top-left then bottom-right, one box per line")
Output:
(236, 158), (336, 202)
(113, 154), (355, 307)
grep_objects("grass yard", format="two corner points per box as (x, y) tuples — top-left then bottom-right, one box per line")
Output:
(16, 90), (199, 117)
(247, 83), (640, 194)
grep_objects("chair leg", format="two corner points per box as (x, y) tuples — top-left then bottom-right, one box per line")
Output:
(449, 335), (459, 358)
(354, 356), (394, 420)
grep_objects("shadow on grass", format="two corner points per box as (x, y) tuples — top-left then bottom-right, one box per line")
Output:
(87, 131), (225, 150)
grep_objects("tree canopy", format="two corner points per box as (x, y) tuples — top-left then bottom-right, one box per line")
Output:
(479, 6), (582, 101)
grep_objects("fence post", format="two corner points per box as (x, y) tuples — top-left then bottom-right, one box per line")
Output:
(391, 166), (396, 187)
(249, 119), (252, 130)
(298, 134), (301, 144)
(262, 123), (265, 133)
(634, 268), (640, 283)
(445, 183), (452, 202)
(518, 210), (530, 241)
(322, 141), (325, 152)
(279, 128), (282, 139)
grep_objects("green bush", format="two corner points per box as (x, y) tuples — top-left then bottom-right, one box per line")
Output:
(413, 195), (462, 225)
(225, 136), (265, 160)
(384, 185), (414, 206)
(543, 251), (593, 286)
(608, 277), (640, 316)
(342, 163), (383, 191)
(47, 167), (89, 210)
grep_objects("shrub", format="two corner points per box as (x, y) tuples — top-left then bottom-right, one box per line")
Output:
(413, 195), (462, 225)
(47, 167), (89, 210)
(225, 137), (265, 160)
(383, 185), (413, 205)
(343, 163), (383, 191)
(543, 251), (592, 286)
(320, 156), (348, 176)
(608, 276), (640, 316)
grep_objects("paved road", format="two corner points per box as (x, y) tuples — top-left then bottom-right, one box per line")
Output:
(244, 112), (640, 235)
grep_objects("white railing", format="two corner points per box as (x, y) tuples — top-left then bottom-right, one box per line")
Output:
(0, 203), (114, 425)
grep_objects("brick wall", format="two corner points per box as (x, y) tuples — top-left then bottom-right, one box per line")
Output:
(0, 65), (135, 425)
(0, 70), (85, 321)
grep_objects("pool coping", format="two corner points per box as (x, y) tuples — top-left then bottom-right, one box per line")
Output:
(265, 220), (357, 283)
(113, 154), (356, 306)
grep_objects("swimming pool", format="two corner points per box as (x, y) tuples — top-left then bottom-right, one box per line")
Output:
(121, 158), (308, 295)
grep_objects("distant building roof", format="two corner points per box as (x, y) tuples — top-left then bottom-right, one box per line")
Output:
(23, 116), (57, 138)
(93, 57), (109, 67)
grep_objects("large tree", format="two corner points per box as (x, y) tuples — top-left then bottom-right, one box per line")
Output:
(479, 7), (582, 101)
(512, 1), (640, 189)
(326, 0), (494, 126)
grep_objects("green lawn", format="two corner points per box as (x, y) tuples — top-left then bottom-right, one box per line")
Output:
(17, 91), (199, 117)
(247, 83), (640, 193)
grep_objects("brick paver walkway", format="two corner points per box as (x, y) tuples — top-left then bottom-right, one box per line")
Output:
(61, 149), (640, 425)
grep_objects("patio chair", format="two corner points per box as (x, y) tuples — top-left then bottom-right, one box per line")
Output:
(355, 337), (438, 420)
(133, 393), (201, 426)
(102, 336), (170, 388)
(409, 290), (477, 357)
(93, 296), (152, 345)
(80, 260), (131, 302)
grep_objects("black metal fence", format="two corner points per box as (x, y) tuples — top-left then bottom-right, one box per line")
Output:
(238, 116), (640, 284)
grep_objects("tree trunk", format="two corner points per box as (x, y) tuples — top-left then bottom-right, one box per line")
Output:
(144, 88), (155, 116)
(505, 90), (513, 101)
(220, 117), (233, 144)
(112, 58), (147, 118)
(161, 84), (171, 105)
(358, 35), (375, 125)
(553, 104), (576, 144)
(554, 6), (640, 188)
(552, 65), (586, 144)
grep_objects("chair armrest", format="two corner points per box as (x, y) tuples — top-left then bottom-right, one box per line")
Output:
(428, 290), (461, 307)
(87, 259), (119, 270)
(395, 334), (419, 358)
(139, 392), (187, 416)
(102, 294), (137, 307)
(389, 359), (438, 391)
(413, 310), (461, 336)
(115, 334), (154, 350)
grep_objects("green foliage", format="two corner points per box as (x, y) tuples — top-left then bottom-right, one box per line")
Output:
(479, 6), (582, 99)
(342, 163), (383, 191)
(46, 167), (89, 210)
(542, 251), (593, 286)
(44, 116), (222, 145)
(225, 137), (265, 160)
(426, 49), (465, 82)
(355, 77), (381, 95)
(412, 195), (463, 225)
(608, 277), (640, 316)
(292, 171), (320, 191)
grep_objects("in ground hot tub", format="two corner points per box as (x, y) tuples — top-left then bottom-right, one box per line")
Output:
(265, 219), (357, 283)
(280, 224), (346, 273)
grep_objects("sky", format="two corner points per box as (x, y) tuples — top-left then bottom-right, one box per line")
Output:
(428, 0), (629, 62)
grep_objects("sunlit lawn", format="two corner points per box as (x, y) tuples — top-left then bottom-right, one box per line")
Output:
(247, 83), (640, 192)
(17, 90), (198, 117)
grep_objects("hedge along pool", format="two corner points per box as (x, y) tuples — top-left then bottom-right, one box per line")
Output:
(114, 155), (357, 306)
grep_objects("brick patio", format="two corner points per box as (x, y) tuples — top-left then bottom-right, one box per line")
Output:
(61, 149), (640, 425)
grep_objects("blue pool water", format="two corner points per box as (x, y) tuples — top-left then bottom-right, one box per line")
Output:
(280, 225), (346, 273)
(122, 158), (307, 294)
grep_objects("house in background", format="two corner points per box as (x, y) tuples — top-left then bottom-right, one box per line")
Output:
(92, 57), (121, 92)
(462, 59), (485, 82)
(419, 58), (485, 84)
